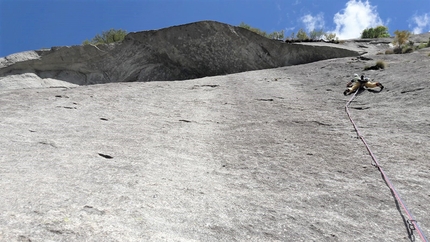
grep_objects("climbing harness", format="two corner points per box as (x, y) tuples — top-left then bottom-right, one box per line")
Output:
(345, 89), (428, 242)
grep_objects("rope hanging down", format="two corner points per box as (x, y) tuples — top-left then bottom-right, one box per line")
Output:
(345, 89), (428, 242)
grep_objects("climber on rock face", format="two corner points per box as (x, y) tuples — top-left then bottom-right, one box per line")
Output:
(343, 73), (384, 95)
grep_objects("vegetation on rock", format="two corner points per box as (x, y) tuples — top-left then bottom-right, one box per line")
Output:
(361, 26), (390, 38)
(393, 30), (411, 48)
(238, 22), (336, 41)
(364, 60), (386, 70)
(309, 29), (325, 40)
(323, 32), (338, 41)
(238, 22), (284, 40)
(83, 29), (127, 45)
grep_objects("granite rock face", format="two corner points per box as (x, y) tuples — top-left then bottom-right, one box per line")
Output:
(1, 21), (430, 242)
(1, 47), (430, 241)
(0, 21), (359, 87)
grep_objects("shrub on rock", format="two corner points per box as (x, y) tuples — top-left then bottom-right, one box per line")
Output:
(83, 29), (127, 45)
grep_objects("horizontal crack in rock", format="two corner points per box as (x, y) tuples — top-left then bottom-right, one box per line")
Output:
(98, 153), (113, 159)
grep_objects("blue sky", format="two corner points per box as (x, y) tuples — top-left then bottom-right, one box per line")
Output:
(1, 0), (429, 57)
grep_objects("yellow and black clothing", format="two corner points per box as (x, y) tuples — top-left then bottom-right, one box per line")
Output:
(344, 75), (383, 95)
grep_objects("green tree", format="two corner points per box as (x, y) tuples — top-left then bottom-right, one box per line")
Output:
(239, 22), (285, 40)
(239, 22), (268, 37)
(361, 25), (390, 38)
(268, 30), (285, 40)
(287, 32), (296, 41)
(361, 28), (373, 38)
(309, 29), (324, 40)
(374, 26), (390, 37)
(393, 30), (411, 48)
(324, 32), (337, 41)
(296, 29), (309, 40)
(83, 29), (127, 45)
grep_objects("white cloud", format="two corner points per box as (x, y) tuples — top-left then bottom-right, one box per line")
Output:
(331, 0), (384, 39)
(301, 13), (325, 32)
(293, 0), (301, 6)
(410, 13), (430, 34)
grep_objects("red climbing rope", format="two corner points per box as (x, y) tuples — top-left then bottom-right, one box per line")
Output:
(345, 89), (428, 242)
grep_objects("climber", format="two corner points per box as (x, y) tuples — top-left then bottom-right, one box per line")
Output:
(343, 74), (384, 95)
